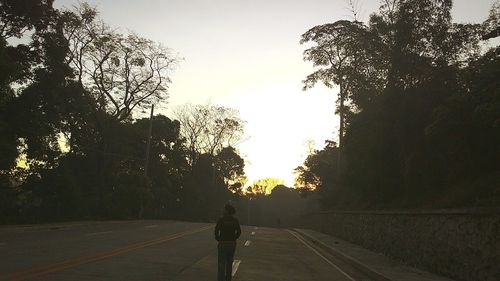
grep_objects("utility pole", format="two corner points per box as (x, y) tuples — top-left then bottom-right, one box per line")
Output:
(144, 104), (154, 176)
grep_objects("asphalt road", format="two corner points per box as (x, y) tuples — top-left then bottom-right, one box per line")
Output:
(0, 221), (372, 281)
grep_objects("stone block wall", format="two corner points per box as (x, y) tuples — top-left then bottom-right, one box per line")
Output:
(299, 209), (500, 281)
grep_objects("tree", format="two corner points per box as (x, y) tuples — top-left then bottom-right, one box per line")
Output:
(0, 0), (101, 221)
(131, 115), (188, 217)
(247, 178), (285, 196)
(425, 46), (500, 185)
(301, 19), (387, 173)
(297, 0), (498, 210)
(214, 146), (246, 194)
(0, 0), (58, 171)
(172, 104), (247, 217)
(174, 103), (245, 165)
(0, 0), (90, 172)
(294, 140), (340, 206)
(482, 0), (500, 40)
(0, 0), (54, 40)
(61, 3), (179, 121)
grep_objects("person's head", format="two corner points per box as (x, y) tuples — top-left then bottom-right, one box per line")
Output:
(224, 204), (236, 216)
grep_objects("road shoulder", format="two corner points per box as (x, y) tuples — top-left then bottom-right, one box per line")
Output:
(294, 229), (456, 281)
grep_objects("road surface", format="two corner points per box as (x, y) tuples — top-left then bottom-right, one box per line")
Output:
(0, 221), (372, 280)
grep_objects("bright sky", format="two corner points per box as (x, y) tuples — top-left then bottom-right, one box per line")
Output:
(55, 0), (496, 186)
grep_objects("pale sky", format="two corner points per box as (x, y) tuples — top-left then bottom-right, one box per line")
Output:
(55, 0), (496, 186)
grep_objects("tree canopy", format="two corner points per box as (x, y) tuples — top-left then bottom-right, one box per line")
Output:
(296, 0), (500, 209)
(61, 3), (179, 121)
(0, 1), (246, 223)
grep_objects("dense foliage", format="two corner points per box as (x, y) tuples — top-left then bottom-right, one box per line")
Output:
(296, 0), (500, 209)
(0, 1), (246, 223)
(2, 0), (498, 224)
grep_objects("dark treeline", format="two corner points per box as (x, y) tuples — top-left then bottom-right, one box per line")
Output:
(253, 185), (317, 227)
(1, 0), (499, 224)
(295, 0), (500, 209)
(0, 1), (246, 223)
(234, 180), (318, 227)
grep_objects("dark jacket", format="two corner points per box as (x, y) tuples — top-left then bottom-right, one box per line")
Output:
(215, 215), (241, 242)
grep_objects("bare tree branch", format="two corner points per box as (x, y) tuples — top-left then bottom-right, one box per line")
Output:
(173, 103), (245, 166)
(62, 4), (180, 121)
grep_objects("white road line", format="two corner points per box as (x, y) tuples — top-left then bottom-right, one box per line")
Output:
(251, 231), (255, 236)
(145, 225), (158, 228)
(244, 240), (251, 246)
(288, 230), (357, 281)
(232, 260), (241, 277)
(297, 230), (388, 279)
(86, 231), (112, 236)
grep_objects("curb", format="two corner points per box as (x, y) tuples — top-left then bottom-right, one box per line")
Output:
(293, 228), (393, 281)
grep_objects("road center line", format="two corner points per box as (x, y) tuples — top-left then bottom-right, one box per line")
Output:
(232, 260), (241, 277)
(244, 240), (251, 246)
(251, 231), (255, 236)
(288, 230), (357, 281)
(4, 226), (211, 280)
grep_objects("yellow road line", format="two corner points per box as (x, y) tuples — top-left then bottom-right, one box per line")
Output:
(5, 225), (211, 281)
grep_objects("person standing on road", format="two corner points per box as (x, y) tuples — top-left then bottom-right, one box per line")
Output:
(215, 204), (241, 281)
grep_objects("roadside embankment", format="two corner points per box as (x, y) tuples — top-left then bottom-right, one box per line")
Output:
(296, 208), (500, 281)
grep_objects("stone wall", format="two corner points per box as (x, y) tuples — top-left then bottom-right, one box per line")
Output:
(298, 209), (500, 281)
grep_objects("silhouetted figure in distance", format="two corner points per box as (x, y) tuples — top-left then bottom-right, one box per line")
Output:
(215, 204), (241, 281)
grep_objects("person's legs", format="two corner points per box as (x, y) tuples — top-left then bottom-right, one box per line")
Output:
(224, 243), (236, 281)
(217, 244), (225, 281)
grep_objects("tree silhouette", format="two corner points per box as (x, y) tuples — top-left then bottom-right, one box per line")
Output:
(61, 3), (179, 121)
(174, 103), (245, 166)
(0, 2), (248, 223)
(298, 0), (500, 209)
(214, 146), (246, 194)
(301, 19), (387, 173)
